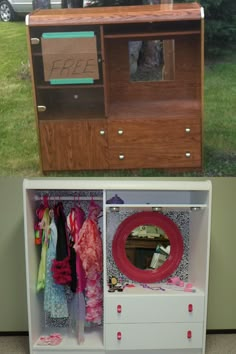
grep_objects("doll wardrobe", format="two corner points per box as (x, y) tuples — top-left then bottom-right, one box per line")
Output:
(23, 179), (211, 354)
(26, 2), (204, 172)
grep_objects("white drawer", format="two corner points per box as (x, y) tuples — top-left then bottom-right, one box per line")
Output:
(105, 322), (203, 350)
(105, 294), (204, 323)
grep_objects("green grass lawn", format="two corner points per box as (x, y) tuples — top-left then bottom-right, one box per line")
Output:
(0, 21), (235, 176)
(0, 21), (39, 175)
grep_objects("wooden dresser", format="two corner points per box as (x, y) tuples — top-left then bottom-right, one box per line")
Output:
(26, 3), (204, 172)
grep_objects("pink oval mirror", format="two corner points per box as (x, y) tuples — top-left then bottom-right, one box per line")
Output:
(112, 211), (184, 283)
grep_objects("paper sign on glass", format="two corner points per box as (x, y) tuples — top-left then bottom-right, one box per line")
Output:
(41, 32), (99, 82)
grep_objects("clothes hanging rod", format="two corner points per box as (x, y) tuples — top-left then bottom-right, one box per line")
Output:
(34, 196), (103, 201)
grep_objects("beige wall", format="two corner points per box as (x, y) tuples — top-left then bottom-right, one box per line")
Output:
(0, 177), (235, 331)
(207, 178), (236, 329)
(0, 177), (27, 331)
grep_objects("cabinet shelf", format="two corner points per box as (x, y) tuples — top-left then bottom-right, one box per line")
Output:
(33, 328), (104, 351)
(106, 204), (207, 211)
(104, 30), (200, 39)
(105, 284), (205, 296)
(38, 110), (106, 121)
(37, 84), (104, 90)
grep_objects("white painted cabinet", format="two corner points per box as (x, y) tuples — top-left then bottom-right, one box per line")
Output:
(23, 179), (211, 354)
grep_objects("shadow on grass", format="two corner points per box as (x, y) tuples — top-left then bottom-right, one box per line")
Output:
(203, 146), (236, 177)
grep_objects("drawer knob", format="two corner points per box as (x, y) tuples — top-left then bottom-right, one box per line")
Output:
(119, 154), (125, 160)
(100, 130), (105, 136)
(185, 128), (191, 133)
(187, 330), (192, 339)
(117, 305), (122, 313)
(118, 129), (124, 135)
(188, 304), (193, 312)
(37, 105), (46, 112)
(117, 332), (122, 340)
(185, 152), (191, 158)
(31, 37), (40, 45)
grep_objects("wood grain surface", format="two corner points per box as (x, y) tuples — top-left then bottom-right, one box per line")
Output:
(28, 3), (201, 27)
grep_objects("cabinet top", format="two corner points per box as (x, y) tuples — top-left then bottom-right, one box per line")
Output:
(26, 3), (202, 27)
(23, 178), (211, 192)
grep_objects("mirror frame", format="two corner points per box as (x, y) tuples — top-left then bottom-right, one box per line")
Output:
(112, 211), (184, 283)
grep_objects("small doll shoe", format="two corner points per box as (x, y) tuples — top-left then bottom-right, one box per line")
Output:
(48, 333), (62, 346)
(37, 333), (62, 346)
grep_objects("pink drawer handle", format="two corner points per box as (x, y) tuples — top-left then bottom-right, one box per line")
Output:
(117, 331), (122, 340)
(187, 330), (192, 339)
(188, 304), (193, 312)
(117, 304), (122, 313)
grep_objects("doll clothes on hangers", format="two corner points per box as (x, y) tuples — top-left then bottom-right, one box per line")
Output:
(36, 207), (50, 292)
(51, 202), (71, 286)
(67, 205), (86, 344)
(74, 199), (103, 325)
(44, 213), (68, 319)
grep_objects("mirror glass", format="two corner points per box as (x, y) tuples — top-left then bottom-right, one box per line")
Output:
(125, 225), (170, 270)
(129, 39), (175, 82)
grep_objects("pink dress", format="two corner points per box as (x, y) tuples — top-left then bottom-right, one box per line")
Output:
(74, 200), (103, 324)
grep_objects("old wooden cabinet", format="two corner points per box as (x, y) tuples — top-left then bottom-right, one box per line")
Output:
(26, 2), (204, 172)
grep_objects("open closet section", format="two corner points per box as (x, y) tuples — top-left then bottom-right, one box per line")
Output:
(23, 179), (211, 354)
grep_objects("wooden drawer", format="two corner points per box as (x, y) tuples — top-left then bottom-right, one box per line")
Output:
(105, 323), (203, 350)
(108, 117), (201, 169)
(109, 143), (201, 169)
(105, 295), (205, 324)
(39, 120), (108, 171)
(108, 117), (201, 146)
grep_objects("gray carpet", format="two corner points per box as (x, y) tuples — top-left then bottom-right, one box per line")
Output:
(0, 334), (236, 354)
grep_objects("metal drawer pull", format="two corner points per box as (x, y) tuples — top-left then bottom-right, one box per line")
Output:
(37, 106), (46, 112)
(118, 130), (124, 135)
(185, 152), (191, 158)
(100, 130), (105, 136)
(119, 154), (125, 160)
(31, 38), (40, 45)
(185, 128), (191, 133)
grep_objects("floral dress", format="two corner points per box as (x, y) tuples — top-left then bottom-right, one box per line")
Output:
(44, 218), (68, 319)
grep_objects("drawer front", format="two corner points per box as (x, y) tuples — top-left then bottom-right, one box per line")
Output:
(105, 323), (203, 350)
(109, 144), (201, 169)
(108, 117), (201, 169)
(105, 295), (204, 324)
(108, 117), (201, 146)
